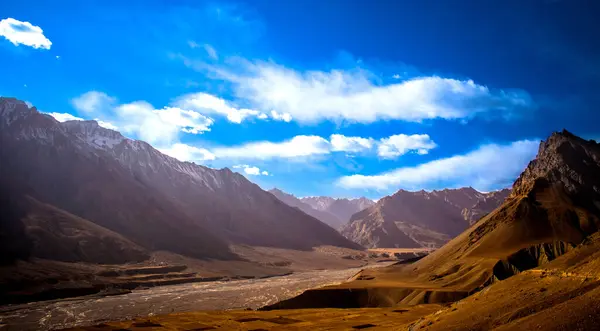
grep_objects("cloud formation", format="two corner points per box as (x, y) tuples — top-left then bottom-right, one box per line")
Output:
(72, 91), (213, 145)
(211, 133), (435, 160)
(233, 164), (270, 176)
(174, 92), (266, 124)
(197, 58), (534, 124)
(330, 134), (374, 152)
(158, 143), (216, 162)
(377, 134), (437, 159)
(0, 18), (52, 49)
(338, 139), (539, 192)
(214, 135), (331, 160)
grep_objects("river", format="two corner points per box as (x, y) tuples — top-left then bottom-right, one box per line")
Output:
(0, 264), (386, 330)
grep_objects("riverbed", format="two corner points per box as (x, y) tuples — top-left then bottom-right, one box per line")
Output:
(0, 264), (388, 330)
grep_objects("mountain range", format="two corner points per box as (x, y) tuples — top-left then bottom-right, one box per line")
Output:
(268, 189), (375, 229)
(341, 187), (510, 248)
(258, 130), (600, 330)
(0, 97), (360, 265)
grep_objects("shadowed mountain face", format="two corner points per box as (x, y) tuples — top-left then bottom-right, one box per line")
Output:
(0, 186), (149, 265)
(341, 187), (510, 248)
(0, 97), (360, 264)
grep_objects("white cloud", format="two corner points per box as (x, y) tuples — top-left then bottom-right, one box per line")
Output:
(46, 112), (84, 122)
(232, 164), (270, 176)
(55, 55), (60, 59)
(270, 110), (292, 122)
(0, 18), (52, 49)
(203, 59), (534, 124)
(392, 74), (401, 79)
(159, 143), (215, 162)
(210, 133), (433, 160)
(337, 139), (539, 192)
(153, 106), (213, 134)
(203, 44), (218, 60)
(72, 92), (214, 145)
(330, 134), (374, 153)
(377, 134), (437, 159)
(214, 135), (330, 160)
(72, 91), (116, 114)
(174, 92), (266, 124)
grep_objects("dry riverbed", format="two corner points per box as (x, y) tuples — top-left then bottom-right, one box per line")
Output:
(0, 263), (390, 331)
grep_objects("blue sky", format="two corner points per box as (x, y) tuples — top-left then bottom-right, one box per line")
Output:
(1, 0), (599, 199)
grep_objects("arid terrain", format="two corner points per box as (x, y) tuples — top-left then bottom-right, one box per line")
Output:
(62, 130), (600, 330)
(0, 262), (392, 331)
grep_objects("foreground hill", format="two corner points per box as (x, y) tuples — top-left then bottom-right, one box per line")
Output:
(0, 97), (360, 264)
(0, 188), (148, 264)
(341, 187), (509, 248)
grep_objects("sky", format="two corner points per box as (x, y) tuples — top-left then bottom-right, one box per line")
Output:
(1, 0), (599, 199)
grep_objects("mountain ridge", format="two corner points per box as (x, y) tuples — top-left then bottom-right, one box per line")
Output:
(0, 97), (361, 265)
(341, 186), (510, 248)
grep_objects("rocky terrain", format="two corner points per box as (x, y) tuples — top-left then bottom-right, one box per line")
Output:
(341, 187), (510, 248)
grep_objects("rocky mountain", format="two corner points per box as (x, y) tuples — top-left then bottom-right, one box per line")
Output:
(0, 97), (360, 264)
(268, 189), (345, 229)
(341, 187), (510, 248)
(301, 196), (375, 223)
(262, 131), (600, 329)
(384, 129), (600, 301)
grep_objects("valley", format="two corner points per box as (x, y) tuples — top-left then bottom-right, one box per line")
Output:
(0, 262), (393, 331)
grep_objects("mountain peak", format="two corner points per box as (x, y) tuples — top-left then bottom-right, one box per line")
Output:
(61, 119), (126, 150)
(512, 130), (600, 198)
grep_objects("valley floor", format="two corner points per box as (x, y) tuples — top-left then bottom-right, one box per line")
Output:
(0, 246), (394, 331)
(0, 264), (392, 331)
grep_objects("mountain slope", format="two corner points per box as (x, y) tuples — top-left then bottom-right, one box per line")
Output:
(268, 189), (345, 229)
(301, 196), (375, 223)
(342, 188), (510, 248)
(0, 185), (148, 265)
(349, 130), (600, 299)
(0, 97), (359, 263)
(0, 98), (235, 260)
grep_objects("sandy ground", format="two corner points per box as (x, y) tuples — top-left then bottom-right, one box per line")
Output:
(62, 305), (442, 331)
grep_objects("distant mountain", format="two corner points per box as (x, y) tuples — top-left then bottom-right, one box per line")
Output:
(301, 196), (375, 223)
(341, 187), (510, 248)
(0, 97), (360, 264)
(268, 189), (345, 229)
